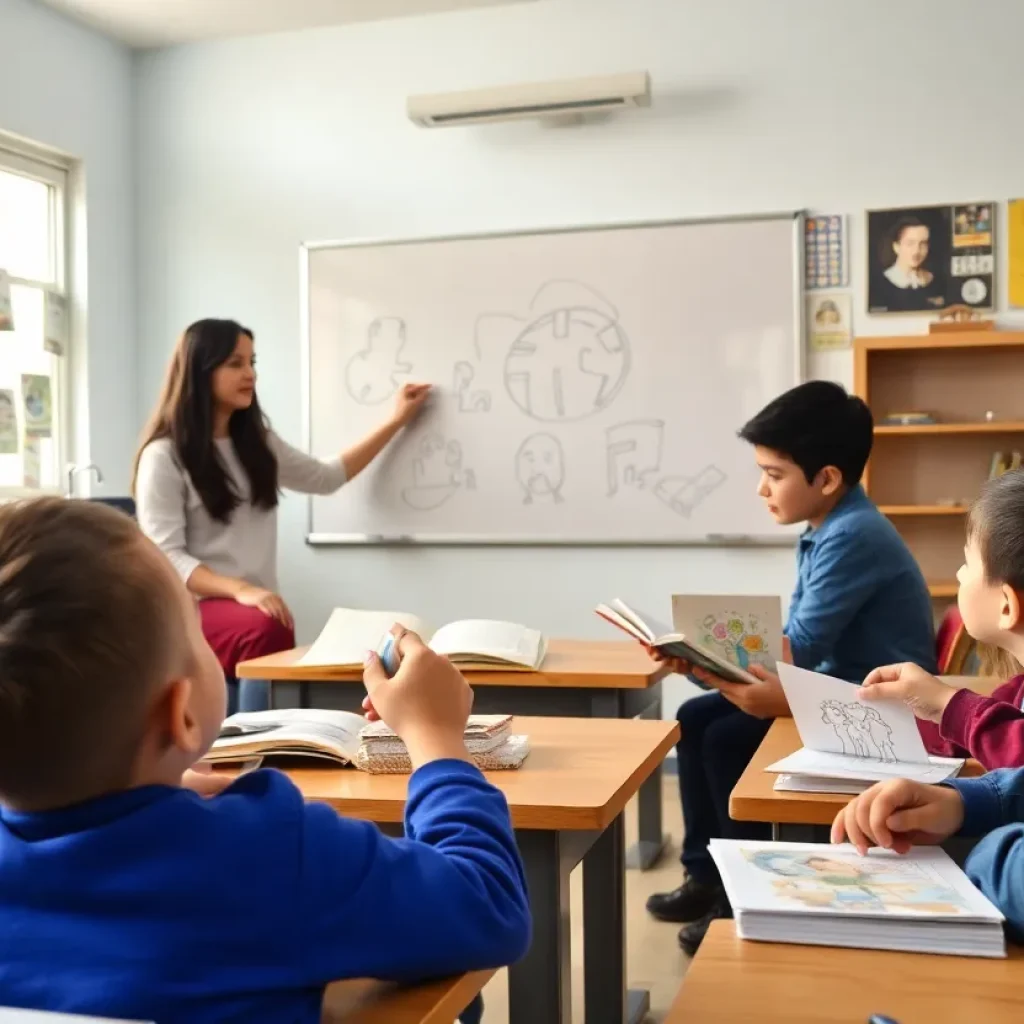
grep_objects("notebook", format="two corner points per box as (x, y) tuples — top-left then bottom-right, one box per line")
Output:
(202, 709), (531, 774)
(595, 596), (782, 687)
(769, 664), (964, 787)
(298, 608), (546, 671)
(710, 839), (1005, 958)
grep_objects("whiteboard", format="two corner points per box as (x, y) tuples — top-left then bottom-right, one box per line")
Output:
(303, 215), (802, 545)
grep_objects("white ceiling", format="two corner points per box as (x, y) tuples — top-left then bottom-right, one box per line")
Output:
(34, 0), (536, 48)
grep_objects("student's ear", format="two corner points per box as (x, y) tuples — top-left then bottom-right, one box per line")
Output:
(816, 465), (843, 497)
(162, 676), (204, 757)
(999, 585), (1023, 633)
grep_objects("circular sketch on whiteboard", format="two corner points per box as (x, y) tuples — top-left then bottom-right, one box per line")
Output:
(502, 282), (630, 422)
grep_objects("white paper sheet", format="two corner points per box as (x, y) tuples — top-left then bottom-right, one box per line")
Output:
(767, 747), (963, 784)
(777, 663), (931, 763)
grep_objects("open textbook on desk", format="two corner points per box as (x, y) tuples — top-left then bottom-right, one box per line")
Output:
(769, 664), (964, 792)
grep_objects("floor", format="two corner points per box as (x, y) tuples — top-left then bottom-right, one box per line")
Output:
(481, 776), (690, 1023)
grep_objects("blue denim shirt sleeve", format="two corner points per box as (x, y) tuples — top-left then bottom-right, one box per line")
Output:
(786, 529), (881, 672)
(951, 768), (1024, 940)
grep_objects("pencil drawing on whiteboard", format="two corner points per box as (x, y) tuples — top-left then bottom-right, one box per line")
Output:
(515, 432), (565, 505)
(654, 465), (727, 517)
(453, 361), (491, 412)
(345, 317), (413, 404)
(606, 420), (664, 496)
(474, 280), (630, 423)
(820, 700), (896, 761)
(401, 433), (476, 511)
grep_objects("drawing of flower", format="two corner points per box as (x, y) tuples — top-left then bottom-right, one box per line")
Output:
(743, 635), (765, 653)
(727, 618), (744, 639)
(712, 623), (728, 640)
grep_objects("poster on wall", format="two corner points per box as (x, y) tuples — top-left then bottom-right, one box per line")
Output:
(22, 437), (41, 489)
(1010, 199), (1024, 309)
(44, 292), (68, 356)
(866, 203), (995, 314)
(807, 293), (853, 351)
(21, 374), (52, 438)
(0, 270), (13, 331)
(0, 389), (17, 454)
(804, 214), (847, 289)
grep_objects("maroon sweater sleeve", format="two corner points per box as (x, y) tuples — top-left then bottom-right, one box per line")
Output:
(925, 676), (1024, 770)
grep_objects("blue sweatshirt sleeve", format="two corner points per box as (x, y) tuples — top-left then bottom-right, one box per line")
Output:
(950, 768), (1024, 941)
(292, 759), (531, 985)
(786, 530), (881, 671)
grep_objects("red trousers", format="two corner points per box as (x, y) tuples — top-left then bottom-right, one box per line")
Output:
(199, 598), (295, 678)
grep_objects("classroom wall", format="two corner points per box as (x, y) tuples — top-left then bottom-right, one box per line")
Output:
(134, 0), (1024, 715)
(0, 0), (136, 492)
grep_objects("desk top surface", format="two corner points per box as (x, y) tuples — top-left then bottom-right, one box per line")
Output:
(284, 715), (678, 830)
(322, 971), (493, 1024)
(729, 676), (1000, 827)
(237, 638), (665, 689)
(669, 921), (1024, 1023)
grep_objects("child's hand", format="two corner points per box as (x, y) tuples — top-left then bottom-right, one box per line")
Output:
(645, 646), (692, 676)
(696, 664), (790, 719)
(860, 663), (958, 724)
(362, 626), (474, 768)
(831, 778), (965, 855)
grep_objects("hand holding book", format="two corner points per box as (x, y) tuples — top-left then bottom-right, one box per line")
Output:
(830, 778), (966, 855)
(860, 663), (960, 724)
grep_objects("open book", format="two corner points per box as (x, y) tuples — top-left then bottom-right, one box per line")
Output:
(770, 664), (964, 791)
(298, 608), (546, 671)
(202, 709), (531, 774)
(710, 839), (1005, 958)
(595, 597), (783, 687)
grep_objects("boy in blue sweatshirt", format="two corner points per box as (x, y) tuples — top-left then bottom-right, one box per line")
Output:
(832, 770), (1024, 940)
(647, 382), (935, 954)
(0, 498), (530, 1022)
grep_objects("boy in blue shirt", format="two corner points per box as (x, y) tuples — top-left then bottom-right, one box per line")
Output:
(0, 498), (530, 1022)
(647, 381), (935, 954)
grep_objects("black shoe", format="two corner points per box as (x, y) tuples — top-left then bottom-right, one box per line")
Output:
(645, 877), (724, 923)
(677, 897), (733, 957)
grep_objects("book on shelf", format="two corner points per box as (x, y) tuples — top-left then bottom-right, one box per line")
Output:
(298, 608), (546, 671)
(203, 709), (531, 774)
(594, 596), (782, 689)
(710, 839), (1005, 958)
(767, 664), (964, 792)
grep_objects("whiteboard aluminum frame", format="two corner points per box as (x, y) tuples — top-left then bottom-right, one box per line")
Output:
(300, 211), (805, 547)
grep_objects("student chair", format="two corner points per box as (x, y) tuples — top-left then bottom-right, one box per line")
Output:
(936, 606), (978, 675)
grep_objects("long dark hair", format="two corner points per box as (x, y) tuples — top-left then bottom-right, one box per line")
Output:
(132, 319), (279, 523)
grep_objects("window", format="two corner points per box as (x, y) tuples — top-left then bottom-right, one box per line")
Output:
(0, 144), (69, 496)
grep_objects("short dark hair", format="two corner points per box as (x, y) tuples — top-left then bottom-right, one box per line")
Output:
(968, 470), (1024, 590)
(0, 498), (185, 810)
(738, 381), (873, 486)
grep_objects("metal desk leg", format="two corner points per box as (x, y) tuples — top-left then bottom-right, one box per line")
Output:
(583, 814), (649, 1024)
(509, 830), (572, 1024)
(628, 762), (667, 871)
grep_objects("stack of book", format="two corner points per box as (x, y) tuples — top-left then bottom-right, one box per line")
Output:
(203, 709), (531, 774)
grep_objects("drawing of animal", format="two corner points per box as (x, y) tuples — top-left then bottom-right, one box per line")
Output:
(820, 700), (853, 754)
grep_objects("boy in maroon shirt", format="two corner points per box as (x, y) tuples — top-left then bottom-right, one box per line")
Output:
(860, 469), (1024, 769)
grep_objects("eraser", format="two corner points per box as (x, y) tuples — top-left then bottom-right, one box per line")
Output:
(376, 633), (400, 678)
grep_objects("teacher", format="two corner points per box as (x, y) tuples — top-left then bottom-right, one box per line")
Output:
(133, 318), (429, 712)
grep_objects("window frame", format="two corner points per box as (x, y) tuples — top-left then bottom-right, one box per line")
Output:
(0, 136), (73, 499)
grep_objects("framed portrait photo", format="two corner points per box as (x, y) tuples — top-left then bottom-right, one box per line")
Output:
(866, 203), (995, 315)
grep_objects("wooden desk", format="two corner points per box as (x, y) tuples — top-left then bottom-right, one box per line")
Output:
(669, 920), (1024, 1023)
(322, 971), (492, 1024)
(729, 676), (1000, 841)
(239, 639), (670, 869)
(291, 716), (678, 1024)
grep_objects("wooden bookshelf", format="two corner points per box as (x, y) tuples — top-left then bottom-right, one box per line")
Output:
(855, 330), (1024, 607)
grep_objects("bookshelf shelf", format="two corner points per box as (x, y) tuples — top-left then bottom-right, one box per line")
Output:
(856, 329), (1024, 606)
(875, 421), (1024, 436)
(879, 505), (968, 516)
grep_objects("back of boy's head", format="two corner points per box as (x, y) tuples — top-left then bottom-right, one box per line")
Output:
(738, 381), (873, 486)
(969, 470), (1024, 591)
(0, 498), (185, 810)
